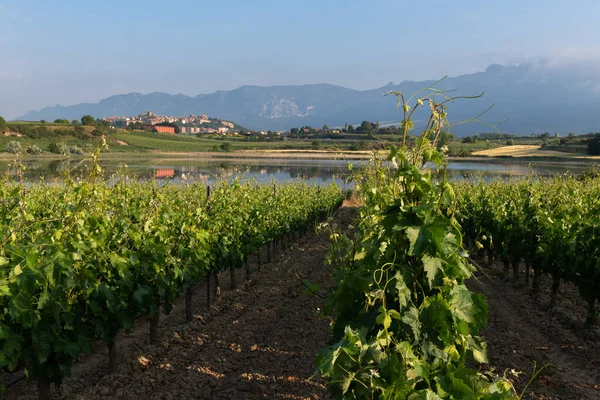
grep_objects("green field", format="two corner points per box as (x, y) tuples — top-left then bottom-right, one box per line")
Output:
(112, 131), (318, 152)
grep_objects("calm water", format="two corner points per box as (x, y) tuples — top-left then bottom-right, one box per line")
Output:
(0, 157), (595, 186)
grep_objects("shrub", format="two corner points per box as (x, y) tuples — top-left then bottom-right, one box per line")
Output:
(26, 144), (43, 155)
(69, 146), (85, 155)
(220, 142), (233, 152)
(6, 141), (23, 154)
(506, 139), (515, 145)
(48, 142), (69, 155)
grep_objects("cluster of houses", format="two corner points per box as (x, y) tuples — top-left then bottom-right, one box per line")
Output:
(103, 111), (237, 135)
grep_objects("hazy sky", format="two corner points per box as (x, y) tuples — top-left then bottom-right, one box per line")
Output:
(1, 0), (599, 119)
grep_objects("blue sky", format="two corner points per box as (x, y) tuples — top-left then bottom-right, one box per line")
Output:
(1, 0), (599, 118)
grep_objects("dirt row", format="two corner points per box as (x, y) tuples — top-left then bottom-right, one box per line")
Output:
(471, 260), (600, 399)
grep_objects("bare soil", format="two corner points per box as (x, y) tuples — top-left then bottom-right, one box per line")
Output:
(471, 260), (600, 399)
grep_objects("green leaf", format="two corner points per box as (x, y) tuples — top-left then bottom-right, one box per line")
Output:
(395, 272), (412, 310)
(449, 285), (488, 331)
(422, 255), (444, 288)
(38, 290), (51, 309)
(408, 389), (443, 400)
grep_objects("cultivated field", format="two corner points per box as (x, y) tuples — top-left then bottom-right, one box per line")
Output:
(473, 144), (600, 159)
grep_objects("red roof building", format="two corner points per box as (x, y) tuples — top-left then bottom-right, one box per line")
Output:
(146, 125), (176, 134)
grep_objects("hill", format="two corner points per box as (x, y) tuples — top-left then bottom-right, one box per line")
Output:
(16, 63), (600, 135)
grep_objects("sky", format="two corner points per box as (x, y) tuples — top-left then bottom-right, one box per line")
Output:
(1, 0), (599, 119)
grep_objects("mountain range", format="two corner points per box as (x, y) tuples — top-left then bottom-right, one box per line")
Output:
(16, 63), (600, 135)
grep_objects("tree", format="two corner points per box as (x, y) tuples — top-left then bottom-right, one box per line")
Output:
(0, 115), (6, 133)
(71, 120), (79, 125)
(347, 125), (355, 133)
(359, 120), (374, 134)
(81, 115), (96, 126)
(6, 141), (22, 154)
(322, 124), (329, 134)
(26, 144), (43, 155)
(54, 119), (69, 124)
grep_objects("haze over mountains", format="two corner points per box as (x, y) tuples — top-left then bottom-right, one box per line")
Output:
(16, 62), (600, 135)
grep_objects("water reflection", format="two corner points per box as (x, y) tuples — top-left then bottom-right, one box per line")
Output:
(0, 157), (594, 185)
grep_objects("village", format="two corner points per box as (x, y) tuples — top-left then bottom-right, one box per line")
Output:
(102, 110), (239, 135)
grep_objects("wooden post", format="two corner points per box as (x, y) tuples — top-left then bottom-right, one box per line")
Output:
(532, 263), (542, 294)
(37, 375), (52, 400)
(108, 339), (117, 373)
(230, 263), (237, 290)
(149, 313), (160, 344)
(257, 248), (262, 271)
(206, 272), (212, 312)
(185, 287), (193, 322)
(512, 258), (520, 282)
(267, 242), (273, 263)
(214, 272), (221, 302)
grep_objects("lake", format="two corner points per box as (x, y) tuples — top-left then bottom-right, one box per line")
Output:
(0, 156), (595, 186)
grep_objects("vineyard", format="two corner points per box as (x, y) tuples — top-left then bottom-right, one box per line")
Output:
(454, 176), (600, 325)
(0, 151), (344, 398)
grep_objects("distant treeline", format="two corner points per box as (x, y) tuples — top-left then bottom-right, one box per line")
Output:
(0, 115), (113, 139)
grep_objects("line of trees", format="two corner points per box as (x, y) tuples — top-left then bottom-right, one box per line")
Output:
(289, 121), (403, 137)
